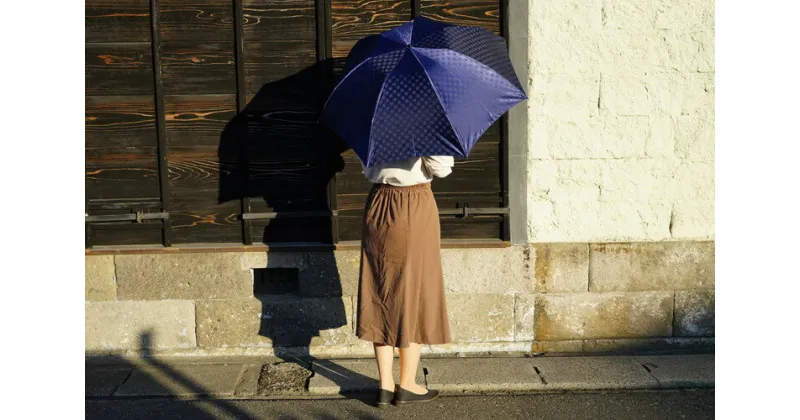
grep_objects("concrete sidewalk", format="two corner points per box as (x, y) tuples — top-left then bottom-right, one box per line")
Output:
(86, 353), (713, 399)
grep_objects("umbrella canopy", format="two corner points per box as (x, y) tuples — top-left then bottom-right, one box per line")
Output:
(319, 16), (527, 168)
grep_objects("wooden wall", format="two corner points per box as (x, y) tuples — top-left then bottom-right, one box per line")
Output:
(86, 0), (507, 247)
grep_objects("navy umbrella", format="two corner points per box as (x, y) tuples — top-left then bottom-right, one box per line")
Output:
(319, 16), (527, 168)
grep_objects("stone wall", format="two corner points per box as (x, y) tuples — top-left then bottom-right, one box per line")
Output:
(526, 0), (715, 242)
(85, 241), (714, 357)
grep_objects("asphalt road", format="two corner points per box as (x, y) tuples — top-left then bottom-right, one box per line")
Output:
(86, 389), (714, 420)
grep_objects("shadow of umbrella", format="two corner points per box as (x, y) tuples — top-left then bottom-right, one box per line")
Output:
(217, 61), (382, 405)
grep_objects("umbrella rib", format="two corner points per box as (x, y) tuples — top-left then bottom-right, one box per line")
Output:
(415, 47), (522, 91)
(321, 47), (405, 112)
(408, 49), (463, 156)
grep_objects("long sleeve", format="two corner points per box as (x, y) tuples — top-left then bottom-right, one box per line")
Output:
(422, 156), (454, 178)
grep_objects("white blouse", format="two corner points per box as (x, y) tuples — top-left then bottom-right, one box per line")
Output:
(362, 156), (454, 186)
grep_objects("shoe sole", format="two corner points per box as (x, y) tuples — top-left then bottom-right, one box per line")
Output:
(392, 393), (440, 405)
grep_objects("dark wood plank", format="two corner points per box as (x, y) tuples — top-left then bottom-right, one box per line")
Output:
(160, 42), (236, 95)
(86, 44), (154, 96)
(251, 217), (334, 244)
(90, 221), (165, 246)
(167, 146), (243, 243)
(242, 0), (316, 41)
(164, 94), (237, 147)
(337, 214), (503, 241)
(86, 0), (152, 42)
(420, 0), (500, 34)
(331, 0), (411, 58)
(440, 216), (503, 239)
(86, 148), (161, 201)
(159, 0), (234, 41)
(87, 199), (163, 210)
(86, 95), (157, 149)
(243, 40), (317, 93)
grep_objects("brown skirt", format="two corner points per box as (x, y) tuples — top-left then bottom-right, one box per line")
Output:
(356, 182), (452, 348)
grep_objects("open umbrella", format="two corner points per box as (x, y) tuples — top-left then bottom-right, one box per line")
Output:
(319, 16), (527, 168)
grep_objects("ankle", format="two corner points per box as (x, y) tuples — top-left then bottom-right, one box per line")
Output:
(380, 381), (395, 391)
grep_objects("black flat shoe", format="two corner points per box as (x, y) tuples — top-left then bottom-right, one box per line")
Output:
(376, 389), (394, 409)
(393, 387), (440, 405)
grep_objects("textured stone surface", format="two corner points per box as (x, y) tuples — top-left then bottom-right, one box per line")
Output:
(423, 358), (543, 392)
(196, 296), (354, 348)
(515, 294), (537, 341)
(85, 301), (196, 350)
(532, 356), (659, 390)
(535, 244), (589, 292)
(589, 242), (714, 291)
(534, 292), (673, 341)
(241, 251), (359, 297)
(581, 337), (714, 354)
(446, 294), (515, 343)
(672, 200), (715, 239)
(258, 362), (313, 395)
(85, 255), (116, 301)
(115, 253), (252, 300)
(442, 247), (532, 294)
(115, 364), (243, 397)
(309, 359), (423, 394)
(527, 0), (714, 243)
(532, 338), (714, 354)
(636, 354), (714, 388)
(674, 290), (715, 337)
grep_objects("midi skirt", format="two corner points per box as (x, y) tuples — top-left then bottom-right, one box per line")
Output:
(356, 182), (452, 348)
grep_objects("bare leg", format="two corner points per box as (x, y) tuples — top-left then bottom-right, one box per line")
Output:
(398, 342), (427, 394)
(374, 343), (395, 391)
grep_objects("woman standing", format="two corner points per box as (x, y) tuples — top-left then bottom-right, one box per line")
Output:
(356, 155), (453, 407)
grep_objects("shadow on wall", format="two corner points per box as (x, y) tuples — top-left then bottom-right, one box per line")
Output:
(213, 61), (379, 404)
(85, 333), (380, 419)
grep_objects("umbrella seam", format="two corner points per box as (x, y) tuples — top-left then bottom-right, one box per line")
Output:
(321, 46), (406, 112)
(415, 46), (525, 93)
(410, 19), (458, 46)
(409, 49), (464, 157)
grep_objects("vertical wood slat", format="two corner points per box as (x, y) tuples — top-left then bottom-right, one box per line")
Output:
(233, 0), (251, 245)
(149, 0), (172, 246)
(318, 0), (339, 243)
(411, 0), (421, 18)
(499, 0), (510, 241)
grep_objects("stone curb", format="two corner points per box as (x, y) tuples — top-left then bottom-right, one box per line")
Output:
(86, 354), (714, 398)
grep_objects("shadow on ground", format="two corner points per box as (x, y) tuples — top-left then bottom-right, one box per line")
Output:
(85, 333), (386, 419)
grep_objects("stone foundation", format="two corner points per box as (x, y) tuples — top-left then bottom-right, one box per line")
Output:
(85, 241), (714, 357)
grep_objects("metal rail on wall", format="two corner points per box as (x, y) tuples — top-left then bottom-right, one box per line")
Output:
(84, 205), (507, 225)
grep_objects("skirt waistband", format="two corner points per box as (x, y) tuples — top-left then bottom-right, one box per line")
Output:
(372, 182), (432, 191)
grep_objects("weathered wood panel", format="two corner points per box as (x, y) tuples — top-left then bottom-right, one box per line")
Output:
(159, 0), (234, 41)
(160, 42), (236, 95)
(168, 146), (242, 243)
(89, 220), (165, 246)
(242, 0), (316, 41)
(85, 0), (508, 246)
(251, 218), (334, 243)
(331, 0), (411, 58)
(164, 94), (237, 147)
(420, 0), (500, 34)
(337, 214), (503, 241)
(86, 44), (154, 96)
(86, 148), (161, 201)
(86, 96), (157, 149)
(86, 0), (152, 43)
(244, 41), (318, 93)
